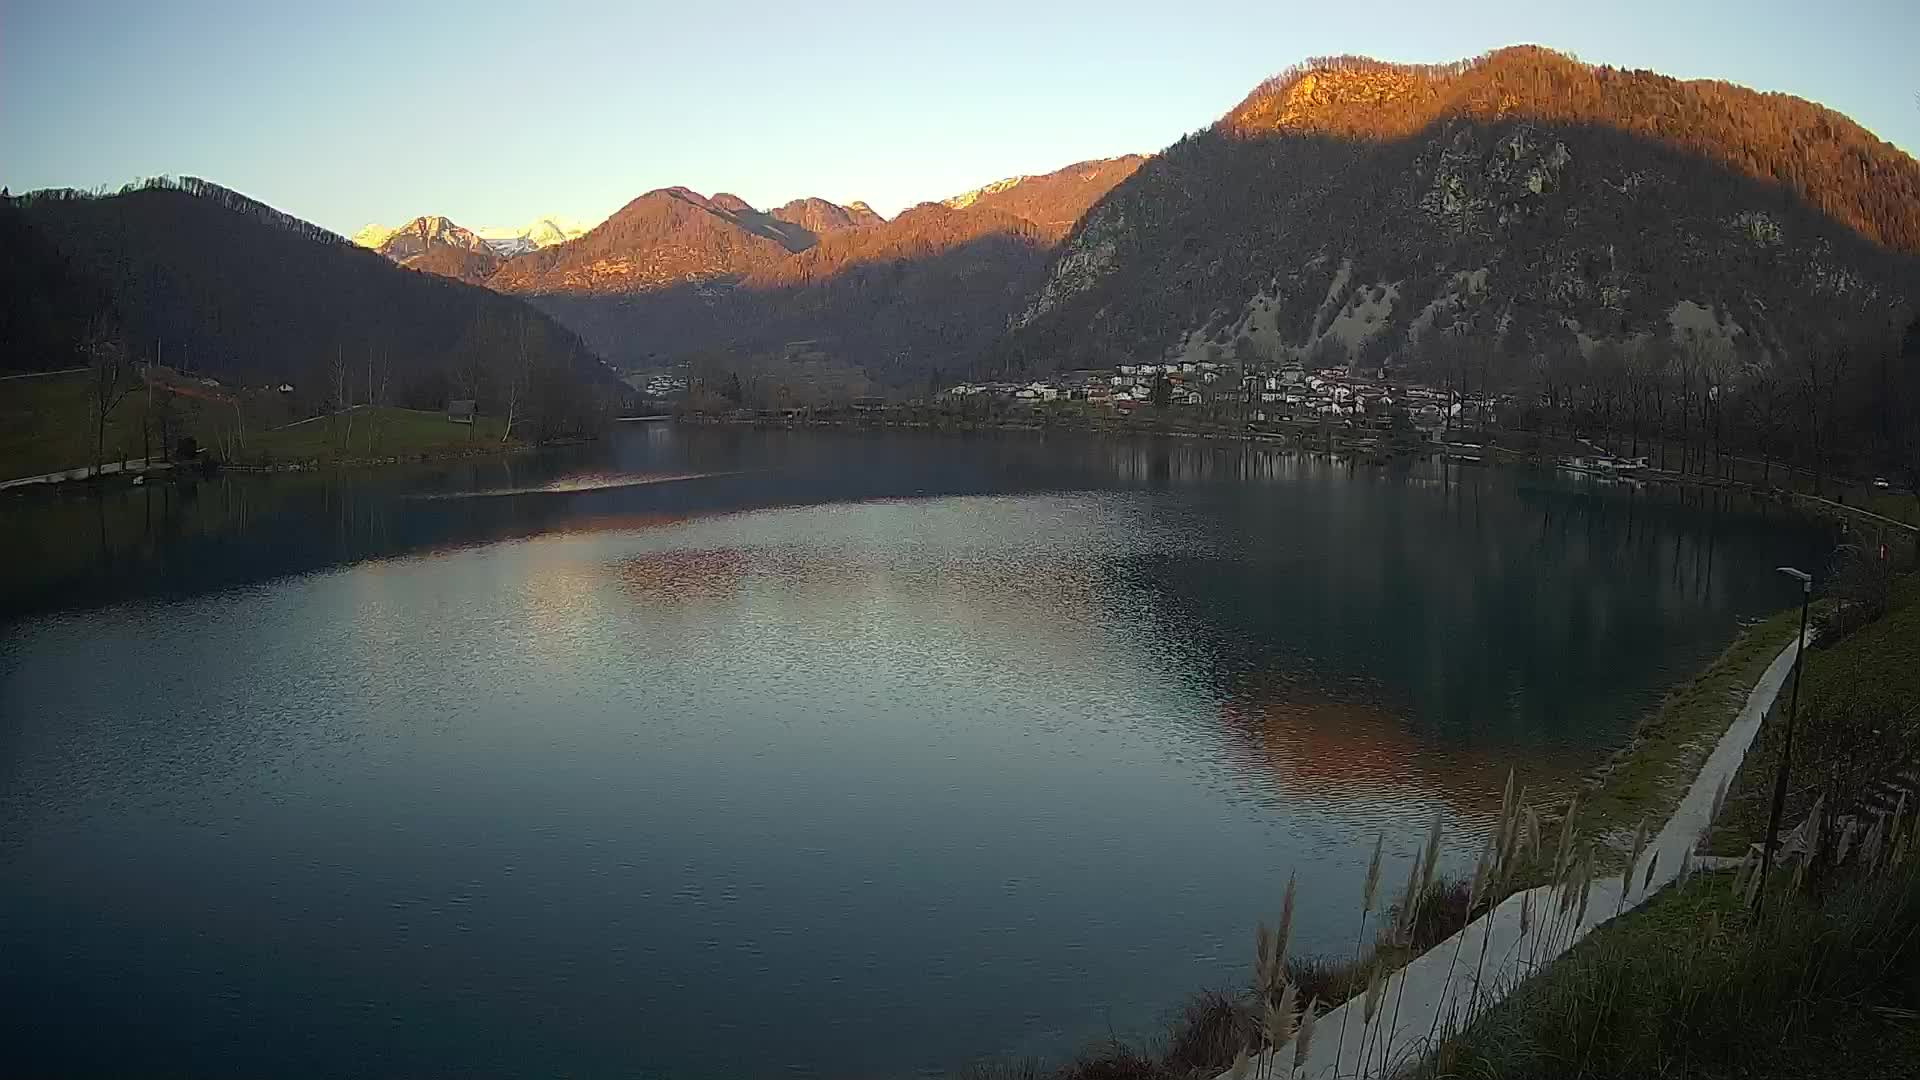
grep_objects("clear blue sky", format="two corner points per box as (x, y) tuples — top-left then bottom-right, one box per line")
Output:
(5, 0), (1916, 235)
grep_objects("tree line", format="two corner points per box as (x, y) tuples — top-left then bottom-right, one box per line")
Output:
(1223, 45), (1920, 253)
(1497, 317), (1920, 493)
(5, 178), (624, 460)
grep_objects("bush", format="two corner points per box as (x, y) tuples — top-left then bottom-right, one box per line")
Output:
(1814, 543), (1893, 647)
(1160, 990), (1259, 1075)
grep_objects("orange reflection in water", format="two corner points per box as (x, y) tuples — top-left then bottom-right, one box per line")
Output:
(606, 527), (1116, 646)
(1218, 692), (1584, 823)
(613, 547), (758, 607)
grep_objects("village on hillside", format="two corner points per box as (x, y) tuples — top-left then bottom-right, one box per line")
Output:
(941, 358), (1489, 436)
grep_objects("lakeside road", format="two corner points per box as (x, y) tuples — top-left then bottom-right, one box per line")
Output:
(0, 457), (171, 491)
(1231, 632), (1808, 1080)
(0, 367), (87, 380)
(1789, 491), (1920, 534)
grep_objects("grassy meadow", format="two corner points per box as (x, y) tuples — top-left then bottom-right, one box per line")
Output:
(1, 369), (511, 482)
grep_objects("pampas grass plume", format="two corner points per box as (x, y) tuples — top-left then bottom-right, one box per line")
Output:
(1363, 833), (1384, 914)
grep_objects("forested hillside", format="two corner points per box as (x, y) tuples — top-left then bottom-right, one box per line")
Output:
(942, 155), (1146, 238)
(515, 203), (1058, 380)
(402, 243), (507, 285)
(487, 187), (804, 296)
(0, 203), (112, 375)
(1006, 48), (1919, 374)
(1221, 48), (1920, 250)
(5, 178), (611, 427)
(485, 158), (1144, 380)
(1001, 47), (1920, 482)
(771, 197), (885, 234)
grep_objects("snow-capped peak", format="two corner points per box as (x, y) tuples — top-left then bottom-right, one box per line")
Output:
(354, 215), (594, 257)
(942, 175), (1027, 210)
(351, 222), (398, 249)
(475, 216), (592, 254)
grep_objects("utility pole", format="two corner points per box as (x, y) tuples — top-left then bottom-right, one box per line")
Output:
(1754, 565), (1814, 919)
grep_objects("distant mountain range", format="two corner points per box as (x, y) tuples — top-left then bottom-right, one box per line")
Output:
(352, 215), (591, 259)
(348, 161), (1147, 381)
(338, 46), (1920, 395)
(8, 45), (1917, 415)
(361, 191), (891, 293)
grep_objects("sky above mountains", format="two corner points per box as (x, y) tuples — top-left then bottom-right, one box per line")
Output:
(5, 0), (1917, 237)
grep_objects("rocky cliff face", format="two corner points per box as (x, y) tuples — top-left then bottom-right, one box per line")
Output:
(1002, 48), (1920, 377)
(771, 197), (884, 235)
(377, 215), (498, 262)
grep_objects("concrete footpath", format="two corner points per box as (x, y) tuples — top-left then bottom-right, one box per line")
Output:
(1232, 632), (1806, 1080)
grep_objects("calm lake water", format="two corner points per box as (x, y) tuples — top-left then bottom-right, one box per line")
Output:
(0, 426), (1829, 1078)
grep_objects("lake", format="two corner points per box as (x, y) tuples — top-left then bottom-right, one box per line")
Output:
(0, 425), (1830, 1078)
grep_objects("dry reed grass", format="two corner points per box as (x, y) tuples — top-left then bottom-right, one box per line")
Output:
(1427, 769), (1920, 1079)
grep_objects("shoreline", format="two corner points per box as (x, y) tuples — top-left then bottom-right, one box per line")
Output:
(685, 410), (1909, 541)
(1252, 632), (1809, 1079)
(2, 435), (603, 494)
(975, 598), (1814, 1080)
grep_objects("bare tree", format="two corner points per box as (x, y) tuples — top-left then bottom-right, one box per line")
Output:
(1679, 329), (1736, 477)
(1636, 336), (1676, 469)
(83, 316), (135, 478)
(1796, 343), (1853, 497)
(1743, 365), (1788, 488)
(362, 343), (391, 455)
(330, 344), (355, 455)
(498, 312), (531, 444)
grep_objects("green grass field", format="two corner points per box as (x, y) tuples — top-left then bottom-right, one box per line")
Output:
(1441, 868), (1920, 1080)
(242, 406), (509, 465)
(1861, 489), (1920, 526)
(2, 370), (513, 480)
(1708, 573), (1920, 857)
(0, 370), (159, 481)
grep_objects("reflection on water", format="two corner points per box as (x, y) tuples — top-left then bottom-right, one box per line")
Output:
(1219, 696), (1579, 827)
(0, 427), (1832, 1078)
(409, 469), (737, 500)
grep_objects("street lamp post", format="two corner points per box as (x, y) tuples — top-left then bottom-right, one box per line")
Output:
(1754, 565), (1814, 918)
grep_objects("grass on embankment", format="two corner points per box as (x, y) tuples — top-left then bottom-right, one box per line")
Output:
(1430, 576), (1920, 1080)
(1707, 572), (1920, 859)
(1435, 867), (1920, 1080)
(1561, 605), (1807, 870)
(239, 406), (510, 465)
(0, 370), (155, 480)
(1861, 489), (1920, 527)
